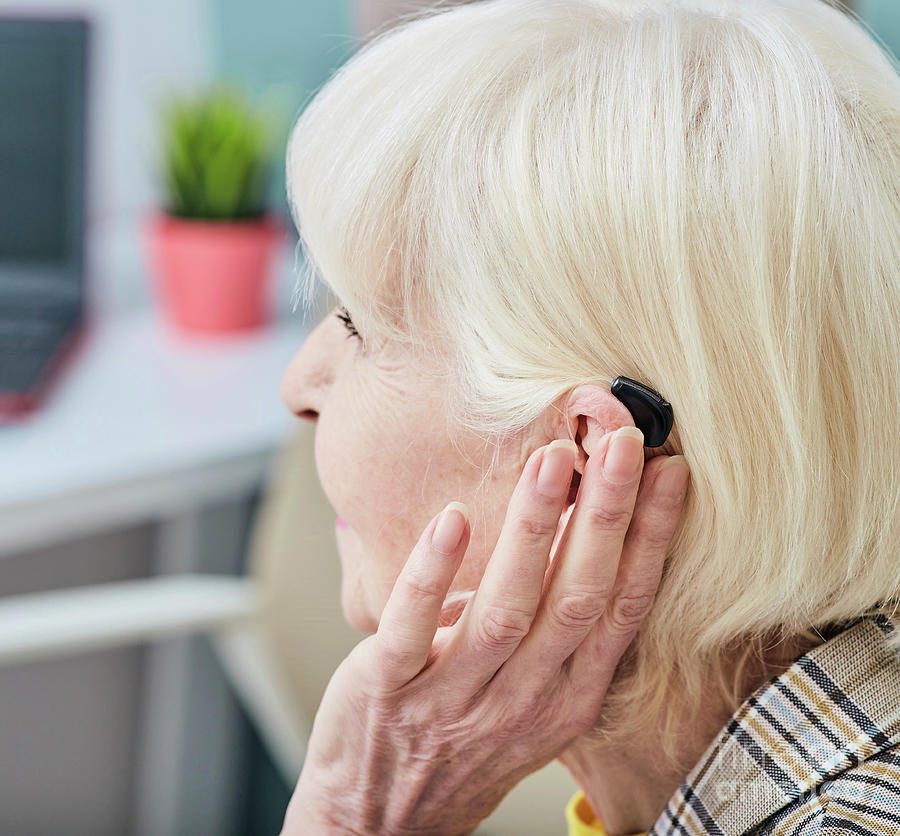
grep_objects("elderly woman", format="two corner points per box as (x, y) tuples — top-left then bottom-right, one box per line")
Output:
(277, 0), (900, 833)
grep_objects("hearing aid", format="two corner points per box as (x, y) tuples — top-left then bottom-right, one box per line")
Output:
(610, 376), (673, 447)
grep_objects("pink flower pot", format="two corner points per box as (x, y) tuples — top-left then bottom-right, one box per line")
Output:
(144, 211), (284, 335)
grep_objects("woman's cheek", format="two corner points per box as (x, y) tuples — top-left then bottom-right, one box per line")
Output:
(312, 409), (350, 517)
(312, 417), (331, 497)
(342, 566), (379, 633)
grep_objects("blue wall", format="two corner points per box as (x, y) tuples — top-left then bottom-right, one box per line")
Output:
(208, 0), (358, 220)
(858, 1), (900, 66)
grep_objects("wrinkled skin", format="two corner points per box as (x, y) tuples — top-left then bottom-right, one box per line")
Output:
(279, 308), (689, 834)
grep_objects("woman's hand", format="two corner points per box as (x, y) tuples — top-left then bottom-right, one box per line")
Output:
(281, 428), (690, 836)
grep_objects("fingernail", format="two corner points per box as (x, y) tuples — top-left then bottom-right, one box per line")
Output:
(656, 455), (690, 497)
(432, 501), (468, 554)
(603, 426), (644, 485)
(537, 440), (578, 497)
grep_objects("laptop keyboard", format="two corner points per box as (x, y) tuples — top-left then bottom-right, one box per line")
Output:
(0, 318), (67, 391)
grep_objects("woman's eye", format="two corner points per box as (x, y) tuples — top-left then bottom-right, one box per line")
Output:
(335, 305), (360, 340)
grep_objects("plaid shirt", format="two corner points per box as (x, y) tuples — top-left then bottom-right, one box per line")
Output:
(649, 614), (900, 835)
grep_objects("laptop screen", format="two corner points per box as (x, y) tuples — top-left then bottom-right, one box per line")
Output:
(0, 18), (87, 304)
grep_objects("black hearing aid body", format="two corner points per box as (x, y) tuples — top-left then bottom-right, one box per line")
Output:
(610, 376), (673, 447)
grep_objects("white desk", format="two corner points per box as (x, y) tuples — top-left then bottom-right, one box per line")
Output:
(0, 305), (314, 835)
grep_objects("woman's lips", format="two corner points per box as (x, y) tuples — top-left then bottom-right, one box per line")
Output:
(336, 516), (349, 530)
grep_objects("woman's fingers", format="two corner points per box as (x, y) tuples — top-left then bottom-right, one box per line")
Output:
(566, 453), (688, 688)
(372, 502), (471, 691)
(509, 427), (646, 674)
(442, 440), (577, 686)
(372, 427), (687, 704)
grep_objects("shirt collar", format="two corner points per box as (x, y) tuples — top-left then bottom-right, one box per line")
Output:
(649, 615), (900, 835)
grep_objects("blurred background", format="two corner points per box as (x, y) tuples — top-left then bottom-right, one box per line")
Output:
(0, 0), (893, 834)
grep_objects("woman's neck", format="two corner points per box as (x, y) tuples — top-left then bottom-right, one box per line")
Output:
(558, 633), (824, 835)
(558, 705), (726, 836)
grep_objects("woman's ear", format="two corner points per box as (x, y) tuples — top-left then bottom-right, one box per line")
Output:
(562, 384), (639, 475)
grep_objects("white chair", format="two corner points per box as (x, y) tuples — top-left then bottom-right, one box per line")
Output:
(0, 420), (361, 789)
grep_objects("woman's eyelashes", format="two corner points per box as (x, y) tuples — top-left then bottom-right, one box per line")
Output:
(335, 305), (360, 340)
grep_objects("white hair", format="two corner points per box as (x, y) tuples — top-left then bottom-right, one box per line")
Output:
(286, 0), (900, 765)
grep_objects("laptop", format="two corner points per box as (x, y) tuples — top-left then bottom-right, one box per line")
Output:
(0, 17), (89, 422)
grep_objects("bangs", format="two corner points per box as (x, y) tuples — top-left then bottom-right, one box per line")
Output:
(285, 3), (464, 349)
(285, 0), (590, 354)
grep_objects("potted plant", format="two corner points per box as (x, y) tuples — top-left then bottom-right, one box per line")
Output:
(144, 84), (284, 335)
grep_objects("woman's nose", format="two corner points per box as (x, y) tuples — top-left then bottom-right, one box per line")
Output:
(279, 314), (339, 422)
